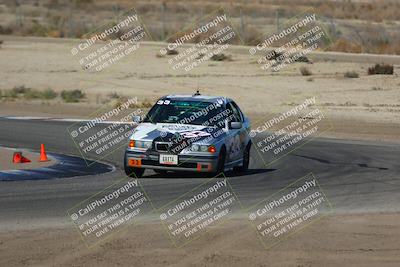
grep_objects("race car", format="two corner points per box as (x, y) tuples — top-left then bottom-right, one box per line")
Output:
(124, 92), (251, 178)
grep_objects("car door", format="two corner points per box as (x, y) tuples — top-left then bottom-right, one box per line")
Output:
(231, 100), (250, 148)
(225, 101), (245, 163)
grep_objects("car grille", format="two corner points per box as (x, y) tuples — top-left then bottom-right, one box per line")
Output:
(155, 142), (170, 152)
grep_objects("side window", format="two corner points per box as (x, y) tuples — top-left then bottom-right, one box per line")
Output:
(226, 102), (241, 122)
(231, 101), (244, 122)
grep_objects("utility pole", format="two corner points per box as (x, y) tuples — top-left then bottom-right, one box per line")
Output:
(15, 0), (23, 27)
(240, 8), (245, 41)
(161, 2), (166, 40)
(276, 10), (280, 32)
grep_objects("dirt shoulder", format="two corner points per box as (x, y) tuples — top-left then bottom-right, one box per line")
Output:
(0, 213), (399, 267)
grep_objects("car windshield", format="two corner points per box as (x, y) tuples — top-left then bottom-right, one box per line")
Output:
(143, 99), (226, 126)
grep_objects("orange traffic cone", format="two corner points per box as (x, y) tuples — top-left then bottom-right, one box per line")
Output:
(13, 152), (22, 163)
(21, 155), (31, 163)
(13, 152), (31, 163)
(39, 144), (49, 162)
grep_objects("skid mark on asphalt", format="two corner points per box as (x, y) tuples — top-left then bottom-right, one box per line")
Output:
(294, 154), (389, 170)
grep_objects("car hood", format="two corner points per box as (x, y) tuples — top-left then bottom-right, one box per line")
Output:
(131, 123), (225, 143)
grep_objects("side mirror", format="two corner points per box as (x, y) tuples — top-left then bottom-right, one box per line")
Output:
(132, 115), (142, 123)
(229, 121), (242, 129)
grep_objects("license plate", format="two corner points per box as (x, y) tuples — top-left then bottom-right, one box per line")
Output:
(159, 154), (178, 165)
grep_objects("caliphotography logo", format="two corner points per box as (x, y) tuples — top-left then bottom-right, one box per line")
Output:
(68, 177), (154, 247)
(158, 8), (243, 72)
(67, 97), (143, 165)
(247, 173), (333, 249)
(71, 8), (152, 72)
(157, 173), (242, 248)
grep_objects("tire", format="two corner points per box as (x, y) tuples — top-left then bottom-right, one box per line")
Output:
(124, 165), (145, 178)
(215, 146), (226, 175)
(234, 143), (251, 173)
(124, 153), (145, 178)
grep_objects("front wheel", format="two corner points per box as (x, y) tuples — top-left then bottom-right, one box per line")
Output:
(214, 147), (226, 175)
(234, 143), (251, 173)
(124, 165), (145, 178)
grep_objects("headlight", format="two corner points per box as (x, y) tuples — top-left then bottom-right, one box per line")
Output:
(129, 140), (152, 149)
(191, 144), (215, 153)
(191, 144), (200, 151)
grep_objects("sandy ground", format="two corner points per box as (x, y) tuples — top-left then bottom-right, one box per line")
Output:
(0, 213), (399, 267)
(0, 147), (56, 171)
(0, 36), (399, 143)
(1, 37), (400, 121)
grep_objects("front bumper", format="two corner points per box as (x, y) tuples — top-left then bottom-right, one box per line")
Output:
(125, 150), (219, 172)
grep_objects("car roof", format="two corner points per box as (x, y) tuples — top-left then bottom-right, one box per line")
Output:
(161, 94), (230, 103)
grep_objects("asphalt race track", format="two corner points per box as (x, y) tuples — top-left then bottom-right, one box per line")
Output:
(0, 117), (399, 229)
